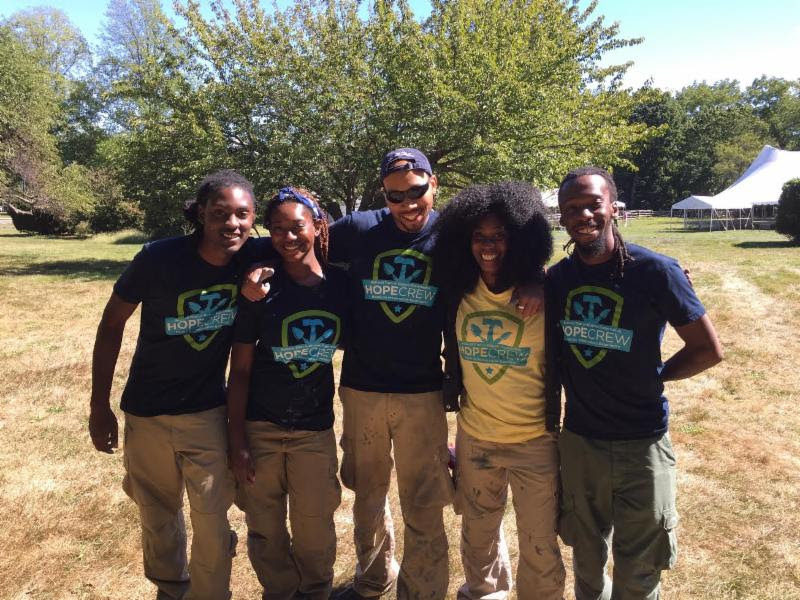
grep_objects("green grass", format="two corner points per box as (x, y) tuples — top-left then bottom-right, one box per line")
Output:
(1, 222), (799, 599)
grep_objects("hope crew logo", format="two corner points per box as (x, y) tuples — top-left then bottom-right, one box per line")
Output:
(271, 310), (341, 379)
(458, 310), (530, 384)
(165, 284), (238, 351)
(560, 286), (633, 368)
(362, 249), (438, 323)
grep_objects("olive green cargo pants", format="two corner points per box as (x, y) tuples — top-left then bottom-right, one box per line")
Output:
(558, 429), (679, 600)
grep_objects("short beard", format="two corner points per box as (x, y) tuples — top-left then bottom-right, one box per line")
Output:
(576, 234), (613, 260)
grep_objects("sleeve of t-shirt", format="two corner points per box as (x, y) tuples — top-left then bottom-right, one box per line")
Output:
(328, 214), (354, 264)
(241, 236), (278, 262)
(652, 258), (706, 327)
(113, 245), (151, 304)
(233, 297), (260, 344)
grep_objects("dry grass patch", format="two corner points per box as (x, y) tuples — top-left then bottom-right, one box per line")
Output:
(1, 223), (799, 599)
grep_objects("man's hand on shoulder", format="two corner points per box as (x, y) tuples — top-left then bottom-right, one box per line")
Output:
(510, 281), (544, 318)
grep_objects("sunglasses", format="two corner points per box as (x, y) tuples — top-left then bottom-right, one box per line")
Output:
(383, 181), (430, 204)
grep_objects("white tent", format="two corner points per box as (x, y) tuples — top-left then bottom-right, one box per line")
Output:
(671, 195), (713, 210)
(671, 146), (800, 230)
(712, 145), (800, 208)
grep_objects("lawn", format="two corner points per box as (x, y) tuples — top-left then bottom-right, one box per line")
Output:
(0, 219), (798, 599)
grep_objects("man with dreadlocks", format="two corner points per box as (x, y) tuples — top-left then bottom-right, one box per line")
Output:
(546, 166), (723, 600)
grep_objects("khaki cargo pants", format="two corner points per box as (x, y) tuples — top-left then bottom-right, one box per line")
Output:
(558, 429), (679, 600)
(122, 405), (236, 600)
(454, 424), (564, 600)
(235, 422), (341, 600)
(339, 387), (455, 599)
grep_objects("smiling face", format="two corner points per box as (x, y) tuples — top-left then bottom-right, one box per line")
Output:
(559, 174), (618, 263)
(268, 201), (320, 264)
(197, 185), (255, 265)
(382, 168), (437, 233)
(471, 212), (508, 287)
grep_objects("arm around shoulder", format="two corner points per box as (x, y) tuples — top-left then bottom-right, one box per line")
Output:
(661, 313), (723, 382)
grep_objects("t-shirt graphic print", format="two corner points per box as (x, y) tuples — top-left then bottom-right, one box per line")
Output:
(362, 248), (438, 323)
(561, 285), (634, 368)
(458, 310), (530, 384)
(271, 309), (341, 379)
(166, 284), (239, 351)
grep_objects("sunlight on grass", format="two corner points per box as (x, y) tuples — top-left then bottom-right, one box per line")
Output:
(0, 223), (798, 599)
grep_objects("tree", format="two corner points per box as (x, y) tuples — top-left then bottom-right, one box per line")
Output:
(616, 80), (775, 210)
(613, 89), (684, 209)
(169, 0), (649, 220)
(95, 0), (183, 131)
(775, 179), (800, 244)
(2, 7), (91, 82)
(0, 26), (60, 206)
(745, 76), (800, 151)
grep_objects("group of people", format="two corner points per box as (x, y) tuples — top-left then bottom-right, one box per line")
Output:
(89, 147), (723, 600)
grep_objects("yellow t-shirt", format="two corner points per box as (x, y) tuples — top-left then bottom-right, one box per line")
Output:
(456, 278), (546, 443)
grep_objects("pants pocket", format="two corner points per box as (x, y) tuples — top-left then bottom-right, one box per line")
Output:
(654, 507), (679, 569)
(408, 444), (455, 508)
(558, 494), (577, 547)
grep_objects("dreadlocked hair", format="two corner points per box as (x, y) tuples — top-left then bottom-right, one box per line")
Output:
(183, 169), (255, 232)
(264, 187), (329, 265)
(558, 165), (633, 280)
(433, 181), (553, 304)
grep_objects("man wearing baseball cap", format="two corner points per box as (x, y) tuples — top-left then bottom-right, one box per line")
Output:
(333, 147), (455, 598)
(244, 148), (455, 599)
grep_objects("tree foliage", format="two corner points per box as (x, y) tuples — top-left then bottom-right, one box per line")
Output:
(0, 26), (60, 203)
(3, 0), (800, 236)
(614, 78), (798, 210)
(164, 0), (649, 221)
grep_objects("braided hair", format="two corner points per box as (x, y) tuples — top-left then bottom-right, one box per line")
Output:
(183, 170), (255, 232)
(264, 187), (329, 265)
(557, 166), (633, 280)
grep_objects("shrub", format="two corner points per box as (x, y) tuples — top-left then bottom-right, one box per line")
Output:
(776, 179), (800, 244)
(88, 169), (142, 232)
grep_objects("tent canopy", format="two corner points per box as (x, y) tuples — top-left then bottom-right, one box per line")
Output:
(671, 195), (713, 210)
(671, 146), (800, 212)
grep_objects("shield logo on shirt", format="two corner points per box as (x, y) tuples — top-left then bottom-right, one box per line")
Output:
(277, 310), (342, 379)
(166, 284), (239, 351)
(561, 285), (632, 369)
(459, 310), (527, 384)
(364, 249), (437, 324)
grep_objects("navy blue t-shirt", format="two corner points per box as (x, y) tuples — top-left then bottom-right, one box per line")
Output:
(114, 235), (271, 417)
(233, 265), (349, 431)
(546, 243), (705, 440)
(329, 209), (444, 393)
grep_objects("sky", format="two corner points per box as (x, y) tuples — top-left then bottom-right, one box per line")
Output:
(1, 0), (798, 91)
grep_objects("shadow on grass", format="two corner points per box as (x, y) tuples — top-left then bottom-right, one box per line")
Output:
(113, 232), (150, 245)
(2, 259), (129, 280)
(734, 240), (798, 249)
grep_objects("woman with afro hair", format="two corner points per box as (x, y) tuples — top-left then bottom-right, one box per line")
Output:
(434, 181), (565, 600)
